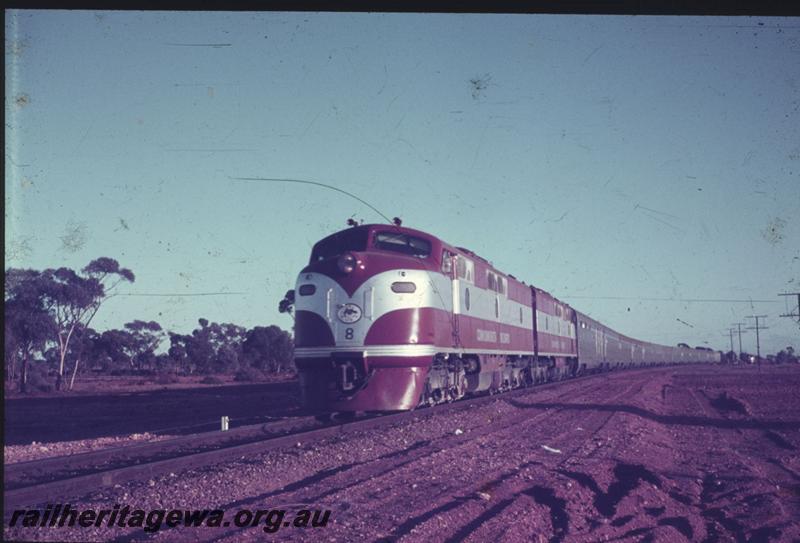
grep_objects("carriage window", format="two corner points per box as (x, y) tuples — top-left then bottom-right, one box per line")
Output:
(374, 232), (431, 258)
(464, 287), (470, 311)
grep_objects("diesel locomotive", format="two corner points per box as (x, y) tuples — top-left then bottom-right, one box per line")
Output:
(292, 223), (719, 413)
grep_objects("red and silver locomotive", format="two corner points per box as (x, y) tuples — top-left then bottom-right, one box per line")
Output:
(293, 223), (718, 414)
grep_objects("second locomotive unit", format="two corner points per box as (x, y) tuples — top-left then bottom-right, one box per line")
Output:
(292, 223), (718, 413)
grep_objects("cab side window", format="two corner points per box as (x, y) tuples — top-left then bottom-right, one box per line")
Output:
(442, 250), (454, 274)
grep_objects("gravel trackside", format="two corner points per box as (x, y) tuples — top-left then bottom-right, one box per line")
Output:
(5, 364), (800, 542)
(4, 432), (171, 464)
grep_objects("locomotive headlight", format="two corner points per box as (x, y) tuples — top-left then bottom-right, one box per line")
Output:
(391, 281), (416, 293)
(337, 253), (357, 274)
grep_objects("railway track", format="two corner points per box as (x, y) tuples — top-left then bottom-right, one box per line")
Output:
(1, 367), (668, 518)
(4, 416), (320, 490)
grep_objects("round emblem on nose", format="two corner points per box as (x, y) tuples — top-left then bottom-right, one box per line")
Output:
(337, 303), (362, 324)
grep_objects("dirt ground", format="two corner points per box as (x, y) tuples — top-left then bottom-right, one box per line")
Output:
(4, 373), (299, 399)
(4, 378), (301, 445)
(5, 364), (800, 543)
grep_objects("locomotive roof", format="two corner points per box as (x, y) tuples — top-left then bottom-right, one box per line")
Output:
(324, 223), (441, 242)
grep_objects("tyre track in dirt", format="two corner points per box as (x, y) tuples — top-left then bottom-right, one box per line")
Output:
(431, 373), (654, 543)
(655, 372), (800, 543)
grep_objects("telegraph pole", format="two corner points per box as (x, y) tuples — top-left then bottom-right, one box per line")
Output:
(722, 329), (735, 363)
(778, 292), (800, 326)
(746, 315), (768, 371)
(731, 322), (747, 361)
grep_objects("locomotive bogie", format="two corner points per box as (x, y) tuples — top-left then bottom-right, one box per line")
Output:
(423, 357), (467, 406)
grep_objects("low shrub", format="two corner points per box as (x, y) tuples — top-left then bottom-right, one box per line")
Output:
(154, 373), (179, 385)
(26, 369), (53, 393)
(234, 367), (264, 382)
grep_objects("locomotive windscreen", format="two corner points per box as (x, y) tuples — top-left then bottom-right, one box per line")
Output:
(374, 232), (431, 258)
(310, 229), (369, 262)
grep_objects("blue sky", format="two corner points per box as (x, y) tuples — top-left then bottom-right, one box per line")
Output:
(5, 11), (799, 354)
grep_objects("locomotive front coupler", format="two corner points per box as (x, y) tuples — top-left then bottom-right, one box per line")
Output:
(331, 352), (371, 398)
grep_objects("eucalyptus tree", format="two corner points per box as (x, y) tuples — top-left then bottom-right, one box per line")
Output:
(39, 258), (134, 390)
(243, 325), (294, 373)
(4, 269), (56, 392)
